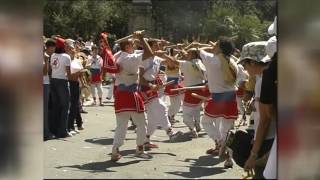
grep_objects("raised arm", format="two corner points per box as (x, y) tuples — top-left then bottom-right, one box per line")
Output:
(133, 31), (154, 60)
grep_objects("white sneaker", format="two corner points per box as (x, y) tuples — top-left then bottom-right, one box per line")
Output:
(169, 131), (183, 141)
(224, 158), (233, 168)
(135, 150), (152, 159)
(69, 130), (77, 136)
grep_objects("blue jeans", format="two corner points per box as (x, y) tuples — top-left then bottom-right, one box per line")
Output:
(50, 78), (70, 137)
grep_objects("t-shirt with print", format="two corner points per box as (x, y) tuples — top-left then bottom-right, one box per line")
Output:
(88, 55), (103, 82)
(88, 55), (103, 70)
(199, 50), (237, 93)
(50, 53), (71, 80)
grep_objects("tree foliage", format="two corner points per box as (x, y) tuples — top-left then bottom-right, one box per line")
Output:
(201, 0), (276, 48)
(43, 0), (276, 47)
(44, 0), (130, 41)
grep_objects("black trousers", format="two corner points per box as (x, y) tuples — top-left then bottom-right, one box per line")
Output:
(50, 78), (70, 137)
(68, 81), (83, 130)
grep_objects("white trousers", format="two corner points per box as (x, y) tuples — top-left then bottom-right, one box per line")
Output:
(145, 98), (171, 136)
(182, 104), (201, 129)
(106, 84), (114, 99)
(158, 75), (167, 101)
(201, 115), (234, 146)
(113, 112), (147, 148)
(90, 82), (103, 98)
(236, 96), (245, 115)
(168, 94), (183, 117)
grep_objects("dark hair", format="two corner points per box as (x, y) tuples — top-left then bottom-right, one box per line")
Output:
(147, 39), (158, 47)
(169, 48), (174, 56)
(119, 41), (131, 51)
(218, 36), (235, 56)
(242, 58), (268, 66)
(187, 49), (200, 59)
(81, 49), (91, 56)
(55, 47), (65, 54)
(45, 39), (56, 48)
(91, 45), (98, 50)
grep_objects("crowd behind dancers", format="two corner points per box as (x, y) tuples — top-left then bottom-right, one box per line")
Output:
(43, 16), (277, 179)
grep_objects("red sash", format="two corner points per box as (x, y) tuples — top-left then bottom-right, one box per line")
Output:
(114, 89), (145, 113)
(204, 97), (238, 120)
(139, 76), (163, 104)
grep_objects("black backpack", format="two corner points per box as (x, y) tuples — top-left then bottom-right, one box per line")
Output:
(226, 129), (254, 168)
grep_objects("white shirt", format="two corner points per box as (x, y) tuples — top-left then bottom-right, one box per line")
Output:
(263, 136), (277, 179)
(88, 55), (103, 70)
(43, 53), (50, 84)
(253, 75), (276, 140)
(141, 56), (163, 81)
(236, 64), (249, 84)
(200, 50), (237, 93)
(50, 53), (71, 80)
(178, 59), (205, 86)
(115, 50), (143, 86)
(113, 51), (121, 86)
(70, 58), (83, 74)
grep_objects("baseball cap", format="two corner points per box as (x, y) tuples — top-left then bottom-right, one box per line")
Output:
(45, 38), (56, 48)
(65, 38), (75, 49)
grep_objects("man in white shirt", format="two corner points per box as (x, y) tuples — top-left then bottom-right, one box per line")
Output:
(139, 39), (183, 149)
(44, 38), (56, 141)
(50, 37), (72, 138)
(111, 31), (153, 161)
(238, 41), (276, 178)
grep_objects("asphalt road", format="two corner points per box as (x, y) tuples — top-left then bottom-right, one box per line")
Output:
(44, 86), (245, 179)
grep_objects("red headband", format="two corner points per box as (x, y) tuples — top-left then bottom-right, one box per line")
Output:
(56, 37), (65, 49)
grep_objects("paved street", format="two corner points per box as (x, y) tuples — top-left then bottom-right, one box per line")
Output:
(44, 86), (244, 179)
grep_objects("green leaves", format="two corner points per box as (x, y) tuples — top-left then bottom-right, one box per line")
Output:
(43, 0), (276, 47)
(44, 0), (130, 41)
(202, 0), (275, 48)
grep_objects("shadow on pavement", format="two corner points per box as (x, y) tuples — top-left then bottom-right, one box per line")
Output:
(162, 133), (192, 143)
(183, 155), (222, 166)
(148, 152), (177, 156)
(107, 149), (136, 156)
(56, 159), (150, 173)
(85, 137), (136, 146)
(85, 137), (114, 145)
(166, 166), (226, 178)
(197, 132), (207, 138)
(166, 155), (225, 178)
